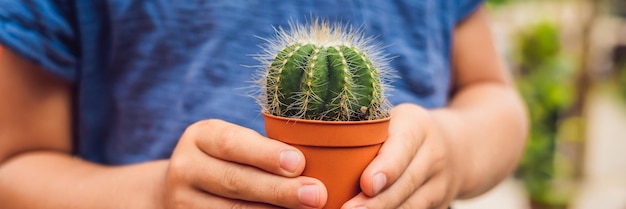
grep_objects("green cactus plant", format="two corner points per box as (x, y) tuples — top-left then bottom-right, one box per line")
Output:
(256, 20), (393, 121)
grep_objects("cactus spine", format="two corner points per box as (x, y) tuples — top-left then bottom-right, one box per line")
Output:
(257, 20), (392, 121)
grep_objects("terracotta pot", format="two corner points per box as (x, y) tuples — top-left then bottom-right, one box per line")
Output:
(263, 112), (390, 209)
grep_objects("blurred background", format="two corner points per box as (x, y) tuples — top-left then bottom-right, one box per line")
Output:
(0, 0), (623, 208)
(454, 0), (626, 208)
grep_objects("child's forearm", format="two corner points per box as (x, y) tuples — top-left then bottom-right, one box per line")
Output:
(0, 151), (168, 209)
(432, 82), (528, 199)
(0, 48), (166, 209)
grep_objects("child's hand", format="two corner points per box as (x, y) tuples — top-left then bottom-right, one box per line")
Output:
(163, 119), (328, 209)
(342, 104), (462, 209)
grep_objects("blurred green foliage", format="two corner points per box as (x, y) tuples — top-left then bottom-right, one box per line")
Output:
(486, 0), (516, 6)
(515, 23), (561, 70)
(604, 0), (626, 17)
(513, 21), (576, 207)
(617, 63), (626, 99)
(615, 45), (626, 99)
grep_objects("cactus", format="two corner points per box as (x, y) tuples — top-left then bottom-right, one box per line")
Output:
(256, 20), (392, 121)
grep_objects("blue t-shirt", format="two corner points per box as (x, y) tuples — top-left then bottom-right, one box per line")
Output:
(0, 0), (482, 165)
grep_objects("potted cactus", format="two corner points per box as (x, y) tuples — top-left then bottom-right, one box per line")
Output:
(255, 20), (393, 208)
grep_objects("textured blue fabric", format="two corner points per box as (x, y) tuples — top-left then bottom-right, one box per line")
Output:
(0, 0), (483, 165)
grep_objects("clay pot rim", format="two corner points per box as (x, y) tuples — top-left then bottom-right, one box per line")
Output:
(262, 111), (390, 147)
(261, 111), (391, 125)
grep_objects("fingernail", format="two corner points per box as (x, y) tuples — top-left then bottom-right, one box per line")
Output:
(298, 185), (320, 208)
(279, 150), (300, 173)
(372, 173), (387, 195)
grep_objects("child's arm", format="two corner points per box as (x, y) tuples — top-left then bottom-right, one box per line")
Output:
(0, 48), (166, 208)
(0, 48), (327, 208)
(343, 6), (529, 208)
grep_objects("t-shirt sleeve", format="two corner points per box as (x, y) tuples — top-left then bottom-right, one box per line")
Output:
(455, 0), (484, 23)
(0, 0), (78, 82)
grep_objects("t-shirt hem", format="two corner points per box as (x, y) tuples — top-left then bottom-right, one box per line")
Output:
(0, 33), (76, 82)
(456, 0), (484, 24)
